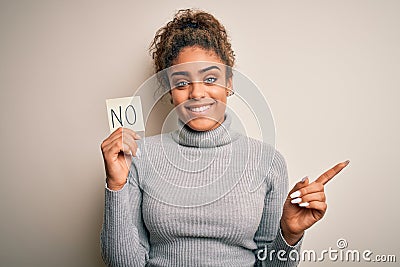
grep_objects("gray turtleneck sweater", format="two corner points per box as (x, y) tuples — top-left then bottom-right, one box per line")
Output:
(101, 114), (303, 266)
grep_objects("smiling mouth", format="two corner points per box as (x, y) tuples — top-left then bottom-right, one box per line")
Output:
(186, 105), (212, 113)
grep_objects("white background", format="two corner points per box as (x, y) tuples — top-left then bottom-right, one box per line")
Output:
(0, 0), (398, 266)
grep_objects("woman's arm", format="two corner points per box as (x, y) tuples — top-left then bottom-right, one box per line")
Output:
(100, 162), (149, 267)
(254, 147), (350, 266)
(253, 150), (303, 267)
(100, 128), (149, 266)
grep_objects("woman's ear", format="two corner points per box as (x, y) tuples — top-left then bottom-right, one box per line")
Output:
(226, 77), (234, 96)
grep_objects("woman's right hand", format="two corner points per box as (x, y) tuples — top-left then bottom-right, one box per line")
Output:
(101, 127), (141, 190)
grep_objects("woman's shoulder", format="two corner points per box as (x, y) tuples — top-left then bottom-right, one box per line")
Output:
(239, 133), (287, 171)
(133, 133), (177, 161)
(236, 133), (279, 155)
(135, 133), (174, 146)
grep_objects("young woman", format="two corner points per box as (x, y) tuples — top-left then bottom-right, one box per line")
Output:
(100, 9), (349, 266)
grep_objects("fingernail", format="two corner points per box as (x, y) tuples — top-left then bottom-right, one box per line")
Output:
(299, 202), (309, 207)
(135, 134), (142, 140)
(344, 159), (350, 165)
(301, 176), (308, 183)
(291, 197), (302, 204)
(290, 190), (301, 199)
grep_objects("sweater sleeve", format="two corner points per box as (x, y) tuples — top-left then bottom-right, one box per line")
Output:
(253, 149), (303, 267)
(100, 161), (150, 267)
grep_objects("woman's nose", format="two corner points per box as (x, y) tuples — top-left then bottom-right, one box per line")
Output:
(189, 81), (206, 99)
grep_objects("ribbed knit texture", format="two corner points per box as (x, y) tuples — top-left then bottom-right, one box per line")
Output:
(101, 113), (303, 266)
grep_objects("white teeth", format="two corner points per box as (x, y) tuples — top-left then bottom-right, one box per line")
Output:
(189, 105), (211, 112)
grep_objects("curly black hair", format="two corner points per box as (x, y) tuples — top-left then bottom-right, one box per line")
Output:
(149, 8), (235, 73)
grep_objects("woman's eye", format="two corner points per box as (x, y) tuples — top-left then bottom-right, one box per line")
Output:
(204, 77), (217, 84)
(175, 81), (190, 88)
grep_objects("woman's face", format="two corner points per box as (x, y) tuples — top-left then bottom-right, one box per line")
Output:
(168, 46), (232, 131)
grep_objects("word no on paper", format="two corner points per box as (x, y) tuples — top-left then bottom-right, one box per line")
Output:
(106, 96), (145, 133)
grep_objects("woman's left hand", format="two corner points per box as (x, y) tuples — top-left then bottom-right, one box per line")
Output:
(280, 160), (350, 245)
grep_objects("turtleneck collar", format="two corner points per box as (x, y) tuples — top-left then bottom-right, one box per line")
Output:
(170, 113), (241, 148)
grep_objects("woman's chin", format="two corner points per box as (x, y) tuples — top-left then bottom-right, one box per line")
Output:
(187, 118), (221, 131)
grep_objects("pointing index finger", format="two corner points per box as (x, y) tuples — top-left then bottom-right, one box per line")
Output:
(316, 160), (350, 185)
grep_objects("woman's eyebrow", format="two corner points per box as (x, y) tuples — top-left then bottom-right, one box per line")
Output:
(170, 71), (189, 77)
(199, 65), (221, 73)
(170, 66), (221, 77)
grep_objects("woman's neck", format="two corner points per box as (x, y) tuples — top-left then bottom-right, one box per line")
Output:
(171, 113), (240, 148)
